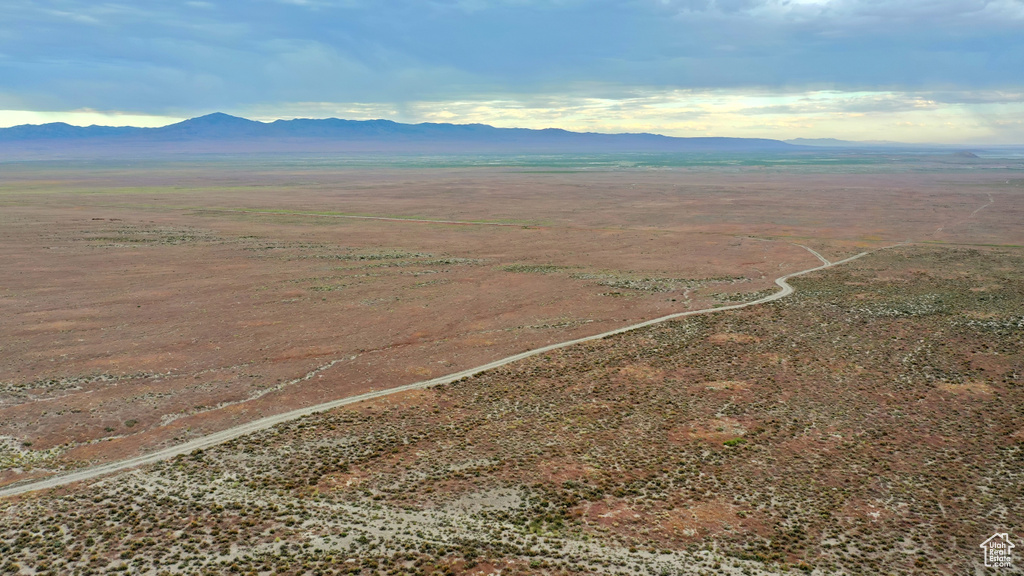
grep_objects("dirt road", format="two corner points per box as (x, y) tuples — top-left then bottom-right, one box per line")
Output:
(0, 247), (868, 498)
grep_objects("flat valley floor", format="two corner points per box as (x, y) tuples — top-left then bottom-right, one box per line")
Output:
(1, 154), (1023, 574)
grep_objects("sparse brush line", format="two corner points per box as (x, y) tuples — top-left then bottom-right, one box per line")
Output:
(0, 244), (874, 498)
(200, 208), (531, 228)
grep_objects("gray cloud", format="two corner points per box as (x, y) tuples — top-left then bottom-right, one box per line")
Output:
(0, 0), (1021, 119)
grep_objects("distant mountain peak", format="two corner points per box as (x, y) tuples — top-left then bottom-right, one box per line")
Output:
(175, 112), (259, 126)
(0, 113), (803, 154)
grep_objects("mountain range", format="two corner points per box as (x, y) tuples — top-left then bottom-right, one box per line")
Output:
(0, 113), (801, 157)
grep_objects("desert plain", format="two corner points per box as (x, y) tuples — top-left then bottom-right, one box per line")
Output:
(1, 153), (1023, 575)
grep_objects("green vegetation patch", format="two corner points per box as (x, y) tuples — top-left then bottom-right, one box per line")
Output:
(574, 272), (744, 293)
(318, 251), (433, 261)
(86, 225), (218, 246)
(501, 263), (569, 274)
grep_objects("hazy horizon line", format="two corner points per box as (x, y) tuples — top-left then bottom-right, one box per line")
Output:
(3, 110), (1021, 149)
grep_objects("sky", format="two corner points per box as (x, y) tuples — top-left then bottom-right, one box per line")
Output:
(1, 0), (1023, 143)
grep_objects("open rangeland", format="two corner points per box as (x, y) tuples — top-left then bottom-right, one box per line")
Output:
(1, 155), (1023, 574)
(2, 243), (1022, 575)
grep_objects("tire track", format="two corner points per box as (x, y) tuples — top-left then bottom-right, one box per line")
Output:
(0, 245), (872, 498)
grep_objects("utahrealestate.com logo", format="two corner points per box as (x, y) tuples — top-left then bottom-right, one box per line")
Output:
(981, 533), (1015, 568)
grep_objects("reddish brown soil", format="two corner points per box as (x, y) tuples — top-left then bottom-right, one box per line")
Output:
(1, 163), (1020, 486)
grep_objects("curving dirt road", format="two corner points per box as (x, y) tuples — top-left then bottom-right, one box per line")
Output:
(0, 246), (869, 498)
